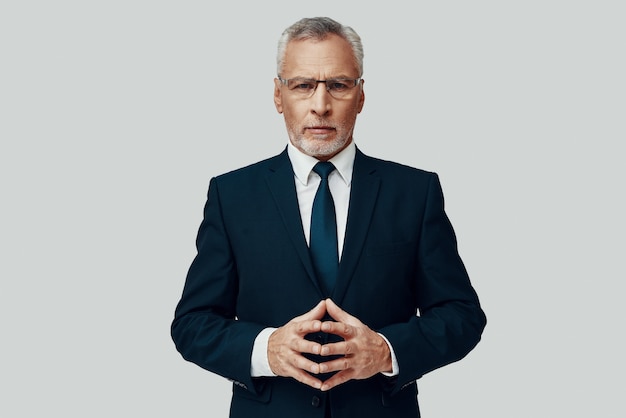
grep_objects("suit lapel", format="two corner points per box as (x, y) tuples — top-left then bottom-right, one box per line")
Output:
(264, 149), (323, 295)
(333, 149), (380, 304)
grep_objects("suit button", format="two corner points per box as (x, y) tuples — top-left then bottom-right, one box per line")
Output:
(311, 396), (320, 407)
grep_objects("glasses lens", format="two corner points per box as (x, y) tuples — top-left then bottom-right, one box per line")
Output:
(286, 78), (317, 97)
(326, 79), (355, 98)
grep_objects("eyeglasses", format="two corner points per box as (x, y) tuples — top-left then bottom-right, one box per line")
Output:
(278, 77), (362, 99)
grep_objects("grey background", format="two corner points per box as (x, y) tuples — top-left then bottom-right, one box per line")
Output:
(1, 1), (624, 417)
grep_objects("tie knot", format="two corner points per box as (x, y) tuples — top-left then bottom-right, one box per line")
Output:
(313, 161), (336, 180)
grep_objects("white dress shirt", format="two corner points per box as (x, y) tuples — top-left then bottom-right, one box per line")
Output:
(250, 141), (398, 377)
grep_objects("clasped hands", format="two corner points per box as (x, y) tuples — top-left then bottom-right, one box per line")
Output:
(267, 299), (392, 391)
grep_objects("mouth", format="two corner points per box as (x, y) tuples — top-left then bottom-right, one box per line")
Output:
(305, 126), (335, 135)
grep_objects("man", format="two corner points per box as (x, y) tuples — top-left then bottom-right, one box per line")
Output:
(171, 17), (486, 418)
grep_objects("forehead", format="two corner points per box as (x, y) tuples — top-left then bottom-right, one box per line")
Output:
(282, 34), (359, 78)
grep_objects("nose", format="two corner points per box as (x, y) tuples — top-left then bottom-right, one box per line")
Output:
(309, 82), (332, 116)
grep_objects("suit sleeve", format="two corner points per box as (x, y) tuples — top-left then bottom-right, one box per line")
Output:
(379, 173), (486, 395)
(171, 177), (265, 393)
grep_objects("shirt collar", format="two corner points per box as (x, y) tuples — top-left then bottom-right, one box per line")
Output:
(287, 140), (356, 187)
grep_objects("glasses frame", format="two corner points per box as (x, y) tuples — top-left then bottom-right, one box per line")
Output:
(278, 76), (362, 99)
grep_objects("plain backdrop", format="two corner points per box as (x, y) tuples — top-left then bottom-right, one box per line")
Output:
(1, 1), (624, 417)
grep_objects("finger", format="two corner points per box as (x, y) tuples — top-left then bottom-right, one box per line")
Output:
(292, 336), (322, 355)
(325, 298), (356, 324)
(292, 353), (323, 374)
(294, 318), (323, 336)
(270, 327), (320, 354)
(268, 332), (320, 369)
(290, 367), (324, 390)
(268, 341), (322, 375)
(321, 319), (353, 338)
(320, 370), (354, 392)
(319, 356), (351, 374)
(277, 352), (323, 388)
(295, 300), (327, 322)
(319, 341), (350, 357)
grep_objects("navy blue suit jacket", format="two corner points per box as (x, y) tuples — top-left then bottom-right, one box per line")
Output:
(171, 148), (486, 418)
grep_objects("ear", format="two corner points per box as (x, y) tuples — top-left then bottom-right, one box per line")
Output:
(273, 78), (284, 114)
(356, 79), (365, 114)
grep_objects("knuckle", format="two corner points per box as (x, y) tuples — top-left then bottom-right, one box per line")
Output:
(292, 357), (302, 369)
(293, 355), (305, 368)
(290, 336), (301, 348)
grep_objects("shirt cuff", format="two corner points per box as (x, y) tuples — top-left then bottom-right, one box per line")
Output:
(250, 327), (278, 377)
(377, 333), (399, 377)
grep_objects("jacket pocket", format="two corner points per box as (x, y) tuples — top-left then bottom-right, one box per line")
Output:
(232, 380), (272, 404)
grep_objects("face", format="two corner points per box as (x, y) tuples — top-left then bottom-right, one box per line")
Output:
(274, 34), (365, 161)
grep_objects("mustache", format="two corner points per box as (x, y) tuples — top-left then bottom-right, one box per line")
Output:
(304, 119), (336, 128)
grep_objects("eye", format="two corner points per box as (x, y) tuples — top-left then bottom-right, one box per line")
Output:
(289, 79), (316, 91)
(327, 80), (350, 91)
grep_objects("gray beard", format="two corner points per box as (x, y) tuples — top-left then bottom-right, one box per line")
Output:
(288, 127), (352, 158)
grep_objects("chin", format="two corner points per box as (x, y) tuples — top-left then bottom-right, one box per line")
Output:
(294, 137), (348, 159)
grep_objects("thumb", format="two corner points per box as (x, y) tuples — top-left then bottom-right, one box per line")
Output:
(325, 298), (352, 322)
(297, 299), (327, 321)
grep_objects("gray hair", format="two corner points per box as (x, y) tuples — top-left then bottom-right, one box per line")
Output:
(276, 17), (364, 77)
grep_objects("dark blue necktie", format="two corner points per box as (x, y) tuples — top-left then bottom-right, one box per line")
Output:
(310, 162), (339, 296)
